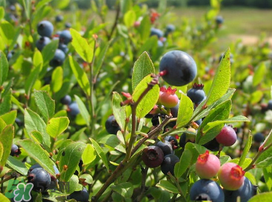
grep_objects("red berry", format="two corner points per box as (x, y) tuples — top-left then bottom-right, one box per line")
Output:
(216, 125), (237, 146)
(218, 162), (245, 190)
(158, 86), (179, 108)
(195, 150), (220, 179)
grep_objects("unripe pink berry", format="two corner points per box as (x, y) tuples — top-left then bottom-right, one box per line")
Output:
(195, 150), (220, 179)
(158, 86), (179, 108)
(218, 162), (245, 190)
(216, 125), (237, 146)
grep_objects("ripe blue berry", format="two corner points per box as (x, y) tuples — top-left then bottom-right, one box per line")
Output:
(187, 83), (206, 105)
(166, 24), (175, 33)
(10, 144), (21, 157)
(215, 15), (224, 25)
(28, 167), (51, 192)
(161, 153), (179, 176)
(224, 177), (257, 202)
(68, 187), (89, 202)
(36, 36), (51, 51)
(60, 95), (72, 105)
(142, 145), (164, 168)
(190, 179), (224, 202)
(159, 50), (197, 86)
(55, 15), (63, 22)
(253, 132), (265, 143)
(49, 49), (66, 68)
(58, 42), (69, 54)
(156, 141), (173, 155)
(150, 27), (164, 39)
(105, 115), (120, 135)
(37, 20), (54, 38)
(68, 102), (80, 117)
(59, 29), (72, 44)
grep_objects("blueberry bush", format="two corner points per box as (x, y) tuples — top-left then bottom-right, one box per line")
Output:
(1, 0), (272, 202)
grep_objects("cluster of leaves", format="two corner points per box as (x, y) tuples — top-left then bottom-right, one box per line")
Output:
(1, 0), (272, 202)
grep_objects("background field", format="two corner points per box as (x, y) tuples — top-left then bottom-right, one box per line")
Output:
(169, 7), (272, 51)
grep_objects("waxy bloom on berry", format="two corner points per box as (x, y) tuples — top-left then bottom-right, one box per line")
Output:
(158, 86), (179, 108)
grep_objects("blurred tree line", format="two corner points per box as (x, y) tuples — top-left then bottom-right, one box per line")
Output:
(74, 0), (272, 9)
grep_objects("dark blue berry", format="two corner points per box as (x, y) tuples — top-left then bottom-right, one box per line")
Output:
(15, 117), (24, 127)
(58, 43), (69, 54)
(187, 83), (206, 105)
(10, 144), (21, 156)
(68, 102), (80, 117)
(55, 15), (63, 22)
(142, 145), (164, 168)
(156, 141), (173, 155)
(150, 28), (164, 39)
(105, 115), (120, 135)
(37, 20), (54, 38)
(49, 49), (66, 68)
(166, 24), (175, 33)
(190, 179), (224, 202)
(215, 15), (224, 25)
(203, 138), (220, 151)
(36, 36), (51, 51)
(65, 22), (72, 29)
(161, 153), (179, 176)
(67, 187), (89, 202)
(60, 95), (72, 105)
(28, 167), (51, 192)
(224, 177), (257, 202)
(59, 30), (72, 44)
(253, 132), (265, 143)
(267, 100), (272, 110)
(159, 50), (197, 86)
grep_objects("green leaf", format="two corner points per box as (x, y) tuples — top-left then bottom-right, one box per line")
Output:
(197, 100), (232, 145)
(33, 48), (43, 69)
(25, 64), (41, 96)
(0, 125), (13, 166)
(250, 90), (263, 104)
(124, 10), (136, 27)
(6, 156), (28, 175)
(0, 193), (9, 202)
(139, 36), (158, 55)
(261, 129), (272, 150)
(253, 62), (266, 86)
(46, 117), (69, 138)
(184, 142), (207, 164)
(0, 89), (11, 115)
(24, 108), (50, 146)
(70, 28), (94, 63)
(248, 192), (272, 202)
(82, 144), (96, 166)
(0, 20), (15, 46)
(132, 51), (155, 90)
(33, 90), (55, 122)
(203, 115), (249, 133)
(112, 92), (126, 131)
(205, 49), (231, 106)
(0, 142), (3, 162)
(0, 7), (5, 19)
(174, 149), (192, 178)
(132, 74), (159, 118)
(18, 139), (55, 175)
(157, 180), (179, 194)
(176, 93), (194, 127)
(36, 0), (52, 11)
(90, 138), (109, 172)
(138, 15), (152, 41)
(58, 141), (86, 182)
(75, 95), (90, 126)
(256, 146), (272, 168)
(42, 39), (58, 67)
(69, 55), (91, 96)
(51, 66), (63, 93)
(0, 51), (8, 86)
(239, 134), (252, 167)
(111, 182), (134, 198)
(0, 117), (7, 133)
(0, 110), (17, 125)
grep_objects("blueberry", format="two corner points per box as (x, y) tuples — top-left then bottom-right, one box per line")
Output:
(203, 138), (220, 151)
(215, 15), (224, 25)
(156, 141), (173, 155)
(267, 100), (272, 110)
(67, 187), (89, 202)
(7, 51), (15, 61)
(150, 27), (164, 39)
(105, 115), (120, 135)
(60, 95), (72, 105)
(65, 22), (72, 29)
(55, 15), (63, 22)
(159, 50), (197, 86)
(166, 24), (175, 33)
(253, 132), (265, 143)
(49, 49), (66, 68)
(59, 29), (72, 44)
(142, 145), (164, 168)
(68, 102), (80, 117)
(164, 136), (178, 147)
(58, 42), (69, 54)
(15, 117), (24, 127)
(224, 177), (256, 202)
(187, 83), (206, 105)
(160, 153), (179, 176)
(36, 36), (51, 51)
(179, 132), (195, 148)
(28, 167), (51, 192)
(10, 144), (21, 156)
(37, 20), (54, 38)
(190, 179), (224, 202)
